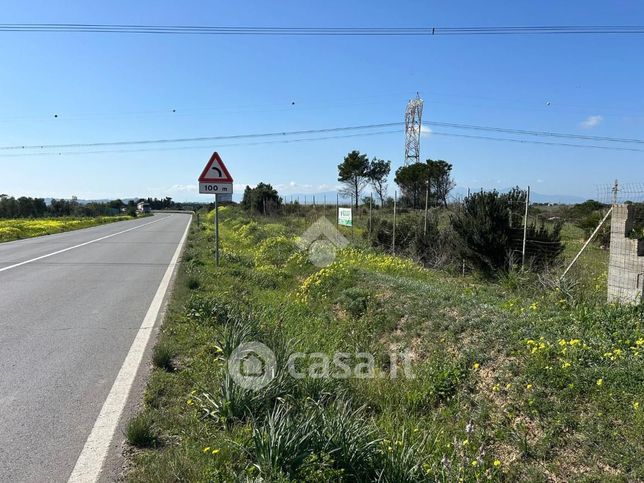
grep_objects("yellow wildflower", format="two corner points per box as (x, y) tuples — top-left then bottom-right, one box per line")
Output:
(211, 448), (220, 455)
(473, 363), (480, 370)
(596, 378), (603, 386)
(633, 401), (640, 411)
(203, 447), (211, 453)
(494, 459), (502, 467)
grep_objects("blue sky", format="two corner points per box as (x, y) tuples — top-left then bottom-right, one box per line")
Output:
(1, 0), (643, 201)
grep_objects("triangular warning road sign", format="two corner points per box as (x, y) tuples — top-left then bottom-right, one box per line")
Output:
(198, 152), (234, 183)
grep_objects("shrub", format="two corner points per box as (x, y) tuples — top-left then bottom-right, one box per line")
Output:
(451, 189), (563, 276)
(185, 295), (230, 325)
(336, 287), (371, 318)
(577, 211), (611, 246)
(367, 213), (446, 267)
(126, 413), (158, 448)
(249, 400), (383, 480)
(255, 235), (297, 267)
(152, 344), (174, 372)
(186, 276), (201, 290)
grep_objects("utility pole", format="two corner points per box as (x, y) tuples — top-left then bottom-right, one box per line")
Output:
(404, 93), (424, 165)
(521, 186), (530, 270)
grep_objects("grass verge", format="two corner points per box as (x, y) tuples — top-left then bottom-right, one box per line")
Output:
(127, 207), (643, 482)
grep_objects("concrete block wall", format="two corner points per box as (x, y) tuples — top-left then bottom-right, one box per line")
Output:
(607, 204), (644, 304)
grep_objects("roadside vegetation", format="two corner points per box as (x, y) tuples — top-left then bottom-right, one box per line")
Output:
(0, 216), (134, 242)
(127, 203), (643, 482)
(0, 194), (204, 243)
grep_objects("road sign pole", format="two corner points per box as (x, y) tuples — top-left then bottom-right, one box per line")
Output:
(214, 194), (220, 267)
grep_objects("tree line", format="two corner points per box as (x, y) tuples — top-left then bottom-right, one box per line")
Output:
(0, 195), (124, 218)
(337, 150), (455, 210)
(239, 150), (456, 215)
(0, 195), (179, 219)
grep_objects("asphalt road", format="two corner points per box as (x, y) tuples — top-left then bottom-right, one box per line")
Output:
(0, 214), (191, 482)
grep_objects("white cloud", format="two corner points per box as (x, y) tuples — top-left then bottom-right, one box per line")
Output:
(165, 184), (197, 193)
(274, 181), (330, 194)
(580, 115), (603, 129)
(420, 125), (432, 137)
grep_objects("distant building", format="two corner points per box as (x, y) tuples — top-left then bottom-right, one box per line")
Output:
(136, 201), (151, 214)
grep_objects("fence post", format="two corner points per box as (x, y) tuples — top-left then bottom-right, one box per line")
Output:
(561, 206), (613, 280)
(335, 193), (340, 244)
(424, 176), (430, 236)
(521, 185), (530, 270)
(393, 190), (397, 255)
(369, 193), (373, 239)
(351, 194), (355, 240)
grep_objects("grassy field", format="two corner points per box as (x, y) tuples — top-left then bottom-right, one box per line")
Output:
(126, 207), (642, 482)
(0, 216), (133, 242)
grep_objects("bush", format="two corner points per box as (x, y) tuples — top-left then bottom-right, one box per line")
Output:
(186, 276), (201, 290)
(336, 287), (371, 318)
(367, 213), (447, 267)
(255, 235), (297, 267)
(126, 413), (158, 448)
(185, 295), (231, 325)
(152, 344), (174, 372)
(451, 189), (563, 276)
(249, 400), (383, 480)
(577, 211), (611, 246)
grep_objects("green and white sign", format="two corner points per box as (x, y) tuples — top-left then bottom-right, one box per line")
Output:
(338, 207), (352, 227)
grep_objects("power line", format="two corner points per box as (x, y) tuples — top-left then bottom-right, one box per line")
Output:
(0, 122), (403, 151)
(1, 24), (644, 36)
(1, 128), (643, 159)
(429, 121), (644, 144)
(2, 119), (644, 153)
(0, 129), (403, 157)
(429, 131), (644, 152)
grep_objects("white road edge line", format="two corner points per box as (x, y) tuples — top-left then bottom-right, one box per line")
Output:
(0, 216), (169, 273)
(68, 214), (192, 483)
